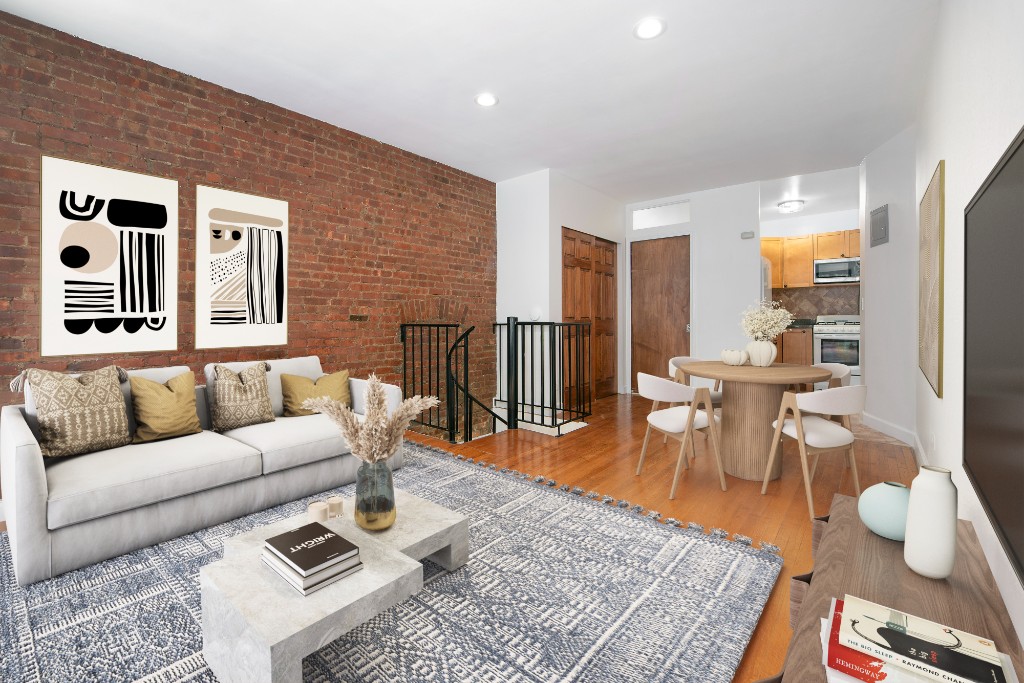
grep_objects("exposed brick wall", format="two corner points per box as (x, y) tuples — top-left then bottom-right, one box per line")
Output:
(0, 12), (497, 411)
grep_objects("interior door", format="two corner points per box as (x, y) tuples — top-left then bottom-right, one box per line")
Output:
(631, 236), (690, 389)
(562, 227), (618, 401)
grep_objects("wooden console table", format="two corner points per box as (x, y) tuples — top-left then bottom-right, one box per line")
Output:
(762, 494), (1024, 682)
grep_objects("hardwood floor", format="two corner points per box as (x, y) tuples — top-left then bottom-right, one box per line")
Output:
(406, 393), (919, 682)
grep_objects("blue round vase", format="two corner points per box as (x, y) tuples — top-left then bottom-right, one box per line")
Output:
(858, 481), (910, 541)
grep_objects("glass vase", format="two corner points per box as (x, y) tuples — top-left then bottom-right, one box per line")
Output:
(354, 460), (397, 531)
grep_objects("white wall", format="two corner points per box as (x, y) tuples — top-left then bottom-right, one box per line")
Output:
(913, 0), (1024, 638)
(548, 170), (626, 322)
(860, 127), (918, 446)
(760, 208), (860, 237)
(625, 182), (762, 389)
(496, 169), (551, 321)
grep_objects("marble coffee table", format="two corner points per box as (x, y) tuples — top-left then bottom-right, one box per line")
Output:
(200, 489), (469, 683)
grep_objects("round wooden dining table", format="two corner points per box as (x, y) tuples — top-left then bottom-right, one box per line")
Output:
(680, 361), (832, 481)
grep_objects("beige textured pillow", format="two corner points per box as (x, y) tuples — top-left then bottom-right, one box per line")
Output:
(25, 365), (131, 457)
(211, 362), (275, 432)
(130, 371), (203, 443)
(281, 370), (350, 417)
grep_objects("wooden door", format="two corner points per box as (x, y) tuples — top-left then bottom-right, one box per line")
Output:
(814, 231), (845, 260)
(761, 238), (783, 288)
(592, 238), (617, 397)
(783, 235), (814, 287)
(562, 227), (618, 400)
(631, 236), (690, 389)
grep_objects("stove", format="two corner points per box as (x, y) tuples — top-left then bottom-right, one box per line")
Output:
(813, 314), (861, 380)
(812, 314), (862, 335)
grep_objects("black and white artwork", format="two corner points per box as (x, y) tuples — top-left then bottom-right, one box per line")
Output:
(195, 186), (288, 348)
(40, 157), (178, 355)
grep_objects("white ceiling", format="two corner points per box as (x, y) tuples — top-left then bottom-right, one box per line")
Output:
(760, 166), (861, 219)
(0, 0), (939, 202)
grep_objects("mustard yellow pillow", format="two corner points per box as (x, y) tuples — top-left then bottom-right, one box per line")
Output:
(281, 370), (350, 417)
(130, 371), (203, 443)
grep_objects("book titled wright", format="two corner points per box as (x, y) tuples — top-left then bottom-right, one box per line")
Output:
(261, 552), (363, 596)
(264, 522), (359, 577)
(837, 594), (1009, 683)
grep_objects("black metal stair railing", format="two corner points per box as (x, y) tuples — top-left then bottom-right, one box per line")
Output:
(401, 317), (591, 443)
(493, 317), (591, 435)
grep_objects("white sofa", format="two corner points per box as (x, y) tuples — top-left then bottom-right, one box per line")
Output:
(0, 356), (401, 586)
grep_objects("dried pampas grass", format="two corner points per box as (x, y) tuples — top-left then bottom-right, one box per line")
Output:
(303, 374), (440, 464)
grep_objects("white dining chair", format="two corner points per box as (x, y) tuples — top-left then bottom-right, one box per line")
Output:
(667, 356), (723, 405)
(636, 372), (727, 499)
(760, 384), (867, 519)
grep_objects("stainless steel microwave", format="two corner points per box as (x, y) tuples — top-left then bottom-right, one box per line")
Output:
(813, 257), (860, 284)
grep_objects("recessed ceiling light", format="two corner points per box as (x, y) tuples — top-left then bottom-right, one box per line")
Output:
(633, 17), (666, 40)
(777, 200), (806, 214)
(475, 92), (498, 107)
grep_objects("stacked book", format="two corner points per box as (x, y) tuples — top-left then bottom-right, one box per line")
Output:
(820, 594), (1019, 683)
(261, 522), (362, 596)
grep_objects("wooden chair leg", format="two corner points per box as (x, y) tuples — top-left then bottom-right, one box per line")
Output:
(706, 423), (727, 491)
(669, 434), (688, 500)
(761, 418), (786, 494)
(636, 424), (653, 476)
(686, 430), (696, 463)
(798, 440), (816, 520)
(847, 444), (861, 495)
(808, 453), (820, 484)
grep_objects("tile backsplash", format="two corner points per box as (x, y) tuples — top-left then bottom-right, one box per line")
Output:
(773, 285), (860, 319)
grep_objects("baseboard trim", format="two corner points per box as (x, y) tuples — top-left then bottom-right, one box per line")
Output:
(861, 412), (918, 454)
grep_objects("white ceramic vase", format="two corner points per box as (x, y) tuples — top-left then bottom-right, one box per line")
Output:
(903, 466), (958, 579)
(858, 481), (910, 541)
(746, 340), (777, 367)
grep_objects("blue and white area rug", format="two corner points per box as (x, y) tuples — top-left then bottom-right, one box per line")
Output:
(0, 442), (782, 682)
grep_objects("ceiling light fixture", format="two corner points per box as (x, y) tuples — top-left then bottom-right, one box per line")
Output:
(475, 92), (498, 107)
(633, 17), (666, 40)
(777, 200), (806, 214)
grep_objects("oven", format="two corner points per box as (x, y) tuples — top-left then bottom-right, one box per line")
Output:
(813, 332), (861, 378)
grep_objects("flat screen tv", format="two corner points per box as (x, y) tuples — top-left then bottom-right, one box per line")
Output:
(963, 122), (1024, 589)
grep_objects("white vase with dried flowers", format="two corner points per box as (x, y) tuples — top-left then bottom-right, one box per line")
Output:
(740, 300), (794, 367)
(304, 374), (439, 530)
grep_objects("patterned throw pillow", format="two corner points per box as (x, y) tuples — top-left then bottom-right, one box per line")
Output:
(280, 370), (350, 417)
(130, 371), (203, 443)
(25, 365), (131, 458)
(211, 362), (275, 432)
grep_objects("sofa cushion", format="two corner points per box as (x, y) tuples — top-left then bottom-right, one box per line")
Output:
(25, 366), (131, 458)
(204, 356), (323, 417)
(223, 413), (357, 474)
(281, 370), (350, 416)
(46, 430), (262, 530)
(24, 365), (193, 440)
(210, 363), (275, 432)
(130, 371), (203, 443)
(124, 366), (193, 433)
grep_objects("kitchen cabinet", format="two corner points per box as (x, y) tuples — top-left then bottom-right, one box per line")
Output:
(780, 328), (813, 365)
(846, 229), (861, 257)
(760, 238), (783, 289)
(781, 235), (814, 288)
(814, 229), (860, 260)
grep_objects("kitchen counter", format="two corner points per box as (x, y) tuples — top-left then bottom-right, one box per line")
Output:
(788, 318), (816, 329)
